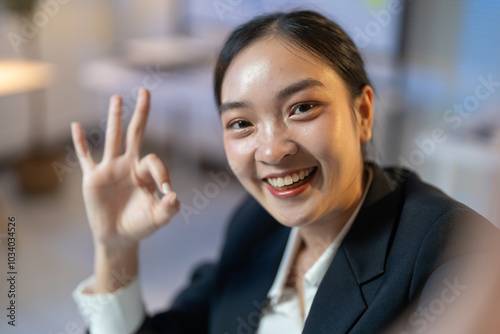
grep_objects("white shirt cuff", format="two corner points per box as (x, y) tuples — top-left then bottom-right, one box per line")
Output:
(72, 275), (146, 334)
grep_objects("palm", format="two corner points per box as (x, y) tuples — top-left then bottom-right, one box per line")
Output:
(72, 89), (178, 247)
(82, 159), (153, 242)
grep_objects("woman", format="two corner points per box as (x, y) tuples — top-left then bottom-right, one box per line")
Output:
(72, 10), (497, 334)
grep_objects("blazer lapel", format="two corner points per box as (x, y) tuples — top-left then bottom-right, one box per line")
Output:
(211, 210), (290, 334)
(303, 164), (403, 334)
(303, 246), (367, 334)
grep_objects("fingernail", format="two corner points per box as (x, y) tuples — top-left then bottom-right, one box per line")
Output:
(169, 192), (177, 206)
(162, 182), (170, 195)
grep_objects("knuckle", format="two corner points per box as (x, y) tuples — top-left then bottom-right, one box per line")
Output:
(132, 124), (143, 136)
(146, 153), (159, 162)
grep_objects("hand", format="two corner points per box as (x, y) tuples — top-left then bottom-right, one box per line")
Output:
(71, 88), (179, 249)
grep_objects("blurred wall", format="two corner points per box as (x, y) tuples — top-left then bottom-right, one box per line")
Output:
(0, 0), (113, 159)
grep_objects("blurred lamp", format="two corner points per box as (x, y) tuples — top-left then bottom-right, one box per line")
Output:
(0, 59), (52, 96)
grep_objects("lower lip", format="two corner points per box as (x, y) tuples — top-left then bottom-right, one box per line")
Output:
(265, 170), (317, 199)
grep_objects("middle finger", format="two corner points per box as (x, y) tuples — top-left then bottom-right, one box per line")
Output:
(126, 88), (150, 158)
(102, 95), (123, 161)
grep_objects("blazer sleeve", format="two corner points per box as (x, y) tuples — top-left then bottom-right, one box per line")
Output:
(409, 205), (500, 307)
(387, 204), (500, 334)
(134, 262), (217, 334)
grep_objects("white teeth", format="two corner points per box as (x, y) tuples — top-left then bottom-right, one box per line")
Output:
(277, 178), (285, 187)
(267, 167), (316, 188)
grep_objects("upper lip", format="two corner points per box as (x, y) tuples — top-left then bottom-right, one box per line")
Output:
(262, 167), (316, 179)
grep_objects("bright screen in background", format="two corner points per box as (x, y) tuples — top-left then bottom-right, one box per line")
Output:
(458, 0), (500, 86)
(403, 0), (500, 110)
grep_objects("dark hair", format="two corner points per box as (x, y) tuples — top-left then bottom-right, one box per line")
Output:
(213, 10), (372, 108)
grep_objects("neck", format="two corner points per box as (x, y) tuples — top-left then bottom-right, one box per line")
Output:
(298, 165), (368, 259)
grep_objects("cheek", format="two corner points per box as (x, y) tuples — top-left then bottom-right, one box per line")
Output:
(297, 114), (343, 157)
(315, 112), (358, 152)
(223, 137), (253, 178)
(294, 112), (360, 179)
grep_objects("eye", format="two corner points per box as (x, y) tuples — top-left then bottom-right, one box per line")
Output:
(228, 120), (252, 129)
(292, 103), (315, 115)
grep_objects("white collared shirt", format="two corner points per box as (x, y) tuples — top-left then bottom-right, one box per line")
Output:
(73, 168), (373, 334)
(256, 167), (373, 334)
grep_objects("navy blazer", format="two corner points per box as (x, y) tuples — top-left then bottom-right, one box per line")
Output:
(136, 164), (497, 334)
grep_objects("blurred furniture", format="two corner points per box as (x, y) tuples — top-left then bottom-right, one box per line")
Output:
(124, 36), (218, 68)
(80, 34), (228, 166)
(0, 59), (60, 192)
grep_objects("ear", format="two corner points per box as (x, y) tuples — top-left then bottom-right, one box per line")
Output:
(355, 85), (374, 144)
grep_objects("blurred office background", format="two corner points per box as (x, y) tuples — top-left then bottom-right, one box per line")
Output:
(0, 0), (499, 332)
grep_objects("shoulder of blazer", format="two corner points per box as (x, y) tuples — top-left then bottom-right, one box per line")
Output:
(330, 162), (495, 287)
(394, 164), (497, 259)
(374, 164), (498, 296)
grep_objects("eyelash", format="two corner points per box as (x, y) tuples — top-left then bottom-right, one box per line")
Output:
(226, 102), (319, 130)
(291, 103), (318, 115)
(227, 120), (252, 130)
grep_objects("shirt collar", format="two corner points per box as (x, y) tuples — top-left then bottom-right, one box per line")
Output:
(266, 166), (374, 305)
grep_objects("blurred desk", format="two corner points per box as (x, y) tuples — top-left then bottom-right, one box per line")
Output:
(124, 36), (219, 68)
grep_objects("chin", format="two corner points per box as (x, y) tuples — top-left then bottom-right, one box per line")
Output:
(268, 208), (316, 228)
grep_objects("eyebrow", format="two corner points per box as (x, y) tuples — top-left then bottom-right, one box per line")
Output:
(219, 78), (325, 114)
(276, 78), (325, 101)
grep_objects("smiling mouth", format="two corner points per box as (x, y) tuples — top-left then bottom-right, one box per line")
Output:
(266, 167), (317, 191)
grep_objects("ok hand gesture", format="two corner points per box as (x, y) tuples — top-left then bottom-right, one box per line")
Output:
(71, 88), (179, 251)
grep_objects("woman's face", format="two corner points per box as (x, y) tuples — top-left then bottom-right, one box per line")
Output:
(220, 37), (373, 228)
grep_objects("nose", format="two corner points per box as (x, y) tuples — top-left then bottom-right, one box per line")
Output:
(254, 127), (299, 165)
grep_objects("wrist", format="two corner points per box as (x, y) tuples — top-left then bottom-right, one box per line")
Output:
(94, 238), (139, 259)
(93, 241), (139, 294)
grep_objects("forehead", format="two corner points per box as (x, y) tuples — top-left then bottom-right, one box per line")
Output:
(220, 37), (341, 104)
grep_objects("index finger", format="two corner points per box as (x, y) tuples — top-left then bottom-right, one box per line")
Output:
(71, 122), (96, 173)
(125, 88), (150, 157)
